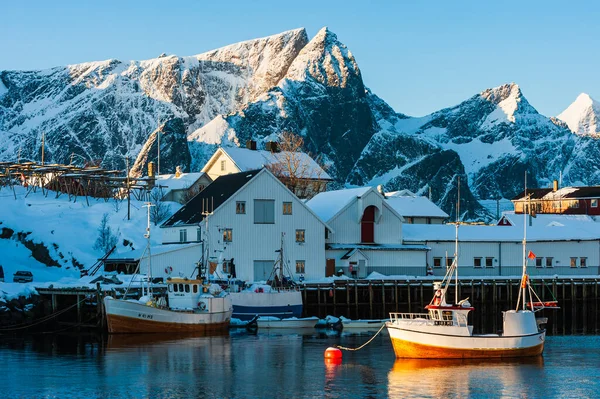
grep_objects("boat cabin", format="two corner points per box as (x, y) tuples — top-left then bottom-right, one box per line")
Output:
(166, 278), (211, 310)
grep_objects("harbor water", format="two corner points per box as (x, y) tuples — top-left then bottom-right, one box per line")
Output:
(1, 330), (599, 398)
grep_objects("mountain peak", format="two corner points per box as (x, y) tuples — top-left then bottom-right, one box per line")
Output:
(557, 92), (600, 136)
(479, 83), (535, 123)
(481, 83), (522, 104)
(282, 27), (360, 88)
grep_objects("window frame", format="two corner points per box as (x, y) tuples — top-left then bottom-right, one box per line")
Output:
(545, 257), (553, 268)
(220, 160), (226, 171)
(580, 257), (587, 268)
(179, 229), (187, 243)
(592, 199), (598, 208)
(570, 257), (577, 268)
(473, 257), (482, 268)
(433, 257), (442, 268)
(295, 229), (305, 243)
(283, 202), (293, 215)
(485, 257), (494, 268)
(223, 228), (233, 243)
(295, 260), (305, 274)
(535, 257), (543, 268)
(236, 201), (246, 214)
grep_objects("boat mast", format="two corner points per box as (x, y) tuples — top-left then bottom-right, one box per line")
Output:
(518, 172), (528, 311)
(279, 232), (284, 282)
(201, 197), (214, 281)
(455, 176), (460, 305)
(143, 202), (154, 298)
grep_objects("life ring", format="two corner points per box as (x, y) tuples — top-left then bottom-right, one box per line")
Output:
(165, 266), (173, 275)
(433, 290), (442, 305)
(198, 302), (207, 311)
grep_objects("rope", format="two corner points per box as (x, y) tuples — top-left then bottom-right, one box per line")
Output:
(336, 323), (387, 351)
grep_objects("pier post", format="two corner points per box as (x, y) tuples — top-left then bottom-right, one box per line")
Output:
(369, 282), (373, 319)
(571, 280), (576, 334)
(354, 281), (358, 319)
(394, 281), (398, 312)
(382, 282), (386, 320)
(407, 282), (411, 313)
(583, 282), (587, 334)
(552, 279), (558, 335)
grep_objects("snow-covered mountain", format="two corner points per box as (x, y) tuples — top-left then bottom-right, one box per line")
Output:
(557, 93), (600, 137)
(3, 28), (600, 221)
(0, 28), (308, 170)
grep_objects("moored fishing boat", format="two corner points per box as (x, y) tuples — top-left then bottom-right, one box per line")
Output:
(103, 203), (232, 333)
(386, 177), (555, 359)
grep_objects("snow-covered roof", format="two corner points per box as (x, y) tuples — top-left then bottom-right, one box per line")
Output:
(156, 172), (207, 192)
(306, 186), (372, 222)
(327, 243), (429, 251)
(403, 222), (600, 243)
(385, 196), (449, 219)
(499, 212), (598, 229)
(209, 146), (332, 180)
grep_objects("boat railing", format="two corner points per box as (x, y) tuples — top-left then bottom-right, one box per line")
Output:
(389, 312), (431, 322)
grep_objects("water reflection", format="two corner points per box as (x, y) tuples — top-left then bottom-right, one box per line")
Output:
(388, 357), (545, 398)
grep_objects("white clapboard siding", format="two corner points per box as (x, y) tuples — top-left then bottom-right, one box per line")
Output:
(328, 190), (403, 245)
(161, 170), (327, 281)
(138, 243), (203, 279)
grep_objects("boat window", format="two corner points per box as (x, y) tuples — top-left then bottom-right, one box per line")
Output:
(442, 311), (453, 321)
(169, 284), (173, 292)
(179, 284), (184, 291)
(193, 285), (198, 293)
(173, 284), (178, 293)
(185, 284), (190, 293)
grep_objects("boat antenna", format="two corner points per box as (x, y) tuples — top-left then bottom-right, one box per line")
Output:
(200, 197), (214, 281)
(143, 202), (155, 298)
(517, 171), (529, 311)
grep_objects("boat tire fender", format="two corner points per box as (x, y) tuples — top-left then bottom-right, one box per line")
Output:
(198, 302), (207, 311)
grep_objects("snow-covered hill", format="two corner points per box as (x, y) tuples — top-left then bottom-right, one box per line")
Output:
(557, 93), (600, 137)
(0, 186), (177, 283)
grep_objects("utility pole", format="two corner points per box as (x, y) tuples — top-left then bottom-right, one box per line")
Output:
(41, 132), (45, 165)
(126, 157), (131, 220)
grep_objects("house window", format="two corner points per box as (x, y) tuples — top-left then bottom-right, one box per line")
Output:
(473, 258), (482, 268)
(283, 202), (293, 215)
(572, 201), (579, 209)
(220, 160), (226, 171)
(433, 257), (442, 268)
(296, 229), (305, 243)
(223, 260), (231, 274)
(179, 229), (187, 243)
(570, 257), (577, 268)
(254, 199), (275, 224)
(536, 258), (543, 268)
(546, 257), (553, 268)
(592, 199), (598, 208)
(236, 201), (246, 214)
(446, 257), (453, 268)
(485, 257), (494, 268)
(580, 257), (587, 268)
(223, 229), (233, 243)
(296, 260), (305, 274)
(197, 228), (201, 242)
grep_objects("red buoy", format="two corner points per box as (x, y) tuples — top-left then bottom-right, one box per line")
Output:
(324, 347), (342, 360)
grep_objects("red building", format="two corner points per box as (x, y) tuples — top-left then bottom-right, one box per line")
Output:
(511, 181), (600, 216)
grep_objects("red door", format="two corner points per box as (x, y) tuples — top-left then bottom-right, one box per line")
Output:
(361, 206), (375, 243)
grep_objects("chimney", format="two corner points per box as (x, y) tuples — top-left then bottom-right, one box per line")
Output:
(266, 141), (279, 152)
(246, 140), (257, 150)
(148, 161), (155, 178)
(377, 184), (385, 198)
(553, 180), (558, 192)
(175, 165), (182, 178)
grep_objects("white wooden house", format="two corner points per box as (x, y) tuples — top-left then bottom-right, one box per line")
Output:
(201, 144), (332, 198)
(160, 168), (329, 281)
(306, 187), (429, 277)
(156, 168), (212, 204)
(385, 190), (449, 224)
(402, 220), (600, 277)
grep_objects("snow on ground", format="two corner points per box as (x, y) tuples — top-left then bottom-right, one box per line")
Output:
(0, 185), (181, 298)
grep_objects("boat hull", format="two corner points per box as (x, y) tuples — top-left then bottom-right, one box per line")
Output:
(387, 324), (544, 359)
(230, 290), (302, 321)
(104, 298), (232, 334)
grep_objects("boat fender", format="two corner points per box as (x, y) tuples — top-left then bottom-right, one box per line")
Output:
(165, 266), (173, 274)
(198, 302), (207, 311)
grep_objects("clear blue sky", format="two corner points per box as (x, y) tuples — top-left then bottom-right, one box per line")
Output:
(1, 0), (599, 117)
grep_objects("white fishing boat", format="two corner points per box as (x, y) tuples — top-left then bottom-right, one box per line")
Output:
(386, 177), (555, 358)
(229, 233), (303, 321)
(104, 203), (232, 334)
(341, 317), (389, 329)
(256, 316), (319, 329)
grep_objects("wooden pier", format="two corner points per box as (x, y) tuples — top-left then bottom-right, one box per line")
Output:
(28, 277), (600, 335)
(302, 277), (600, 335)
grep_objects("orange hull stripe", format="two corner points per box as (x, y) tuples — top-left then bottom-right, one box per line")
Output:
(390, 337), (544, 359)
(106, 314), (230, 334)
